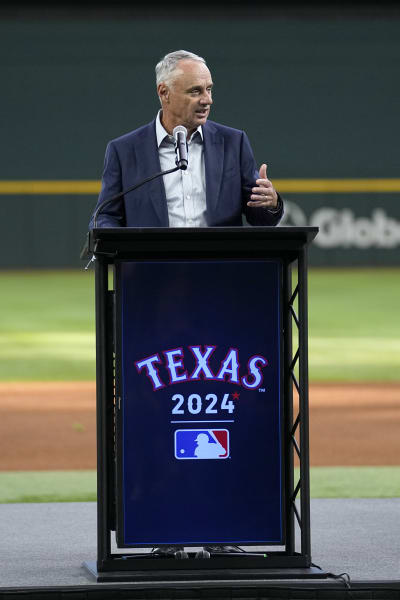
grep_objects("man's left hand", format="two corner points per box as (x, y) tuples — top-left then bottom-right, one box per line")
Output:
(247, 163), (278, 209)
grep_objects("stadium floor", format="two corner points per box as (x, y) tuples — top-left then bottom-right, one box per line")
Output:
(1, 499), (399, 589)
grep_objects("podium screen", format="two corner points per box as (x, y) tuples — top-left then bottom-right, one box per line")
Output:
(115, 259), (283, 547)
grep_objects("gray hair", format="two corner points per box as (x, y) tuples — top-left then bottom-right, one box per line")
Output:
(155, 50), (207, 87)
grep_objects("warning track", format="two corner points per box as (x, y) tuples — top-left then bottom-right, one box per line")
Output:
(0, 382), (399, 470)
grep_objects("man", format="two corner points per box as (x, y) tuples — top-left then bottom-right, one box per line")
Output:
(89, 49), (283, 229)
(90, 50), (283, 559)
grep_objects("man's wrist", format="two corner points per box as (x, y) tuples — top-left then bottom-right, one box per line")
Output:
(267, 194), (283, 214)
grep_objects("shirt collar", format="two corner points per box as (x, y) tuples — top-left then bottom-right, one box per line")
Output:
(156, 110), (203, 147)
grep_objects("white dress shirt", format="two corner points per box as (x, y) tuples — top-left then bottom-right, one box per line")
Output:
(156, 111), (207, 227)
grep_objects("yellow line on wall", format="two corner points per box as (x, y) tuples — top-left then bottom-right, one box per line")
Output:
(273, 179), (400, 193)
(0, 179), (400, 194)
(0, 181), (101, 194)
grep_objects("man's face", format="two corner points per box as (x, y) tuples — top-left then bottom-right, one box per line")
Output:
(159, 60), (213, 136)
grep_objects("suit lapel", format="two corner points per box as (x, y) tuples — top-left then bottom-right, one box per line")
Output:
(135, 121), (169, 226)
(203, 121), (224, 215)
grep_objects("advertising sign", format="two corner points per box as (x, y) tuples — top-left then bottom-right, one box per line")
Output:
(115, 259), (283, 547)
(280, 194), (400, 265)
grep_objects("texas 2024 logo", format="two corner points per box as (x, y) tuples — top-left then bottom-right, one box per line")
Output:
(133, 344), (270, 461)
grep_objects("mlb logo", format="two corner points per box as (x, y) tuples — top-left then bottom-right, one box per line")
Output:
(174, 429), (229, 460)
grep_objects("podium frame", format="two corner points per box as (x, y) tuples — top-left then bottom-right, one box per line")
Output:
(83, 226), (323, 582)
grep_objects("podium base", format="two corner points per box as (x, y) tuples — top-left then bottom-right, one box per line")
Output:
(83, 559), (329, 583)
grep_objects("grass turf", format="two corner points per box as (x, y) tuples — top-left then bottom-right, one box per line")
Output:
(0, 267), (399, 382)
(1, 270), (96, 380)
(307, 268), (400, 382)
(0, 470), (97, 503)
(0, 467), (398, 503)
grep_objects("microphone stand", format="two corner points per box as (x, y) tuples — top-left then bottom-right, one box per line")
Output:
(93, 164), (181, 229)
(83, 164), (181, 269)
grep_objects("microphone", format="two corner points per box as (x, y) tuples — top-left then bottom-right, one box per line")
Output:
(173, 125), (188, 170)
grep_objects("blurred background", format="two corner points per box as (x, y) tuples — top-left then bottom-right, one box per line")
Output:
(0, 2), (399, 268)
(0, 2), (399, 502)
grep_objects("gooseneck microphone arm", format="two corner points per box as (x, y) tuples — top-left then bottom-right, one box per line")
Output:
(92, 164), (180, 229)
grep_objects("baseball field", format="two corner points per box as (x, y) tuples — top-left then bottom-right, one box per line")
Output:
(1, 268), (399, 502)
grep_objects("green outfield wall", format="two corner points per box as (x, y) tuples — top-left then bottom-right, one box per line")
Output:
(1, 10), (399, 267)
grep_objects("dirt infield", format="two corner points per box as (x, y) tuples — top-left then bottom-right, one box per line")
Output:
(0, 382), (399, 470)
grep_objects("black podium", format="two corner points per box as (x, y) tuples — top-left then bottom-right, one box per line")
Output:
(83, 226), (323, 583)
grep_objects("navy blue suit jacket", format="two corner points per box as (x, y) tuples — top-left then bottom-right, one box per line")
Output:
(89, 119), (283, 228)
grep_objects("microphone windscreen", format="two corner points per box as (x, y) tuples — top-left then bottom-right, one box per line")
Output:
(173, 125), (188, 140)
